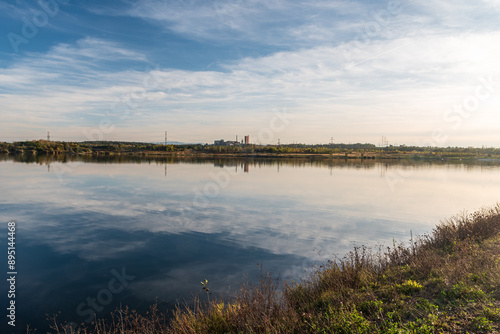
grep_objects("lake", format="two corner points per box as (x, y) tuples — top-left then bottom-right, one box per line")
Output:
(1, 155), (500, 332)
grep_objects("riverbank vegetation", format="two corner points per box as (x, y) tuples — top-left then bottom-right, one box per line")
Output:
(2, 140), (500, 161)
(45, 205), (500, 333)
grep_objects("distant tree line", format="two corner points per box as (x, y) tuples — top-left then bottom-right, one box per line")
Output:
(1, 140), (500, 158)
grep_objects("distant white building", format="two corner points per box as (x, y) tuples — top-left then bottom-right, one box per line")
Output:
(214, 139), (239, 146)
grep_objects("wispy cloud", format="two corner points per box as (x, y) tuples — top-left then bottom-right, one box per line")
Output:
(125, 0), (368, 46)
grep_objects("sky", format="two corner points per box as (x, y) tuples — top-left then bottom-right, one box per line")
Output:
(1, 0), (500, 146)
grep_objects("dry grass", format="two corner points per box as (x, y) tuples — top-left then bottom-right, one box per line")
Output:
(46, 303), (167, 334)
(168, 270), (298, 334)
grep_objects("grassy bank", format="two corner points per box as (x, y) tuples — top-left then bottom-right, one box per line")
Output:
(49, 206), (500, 333)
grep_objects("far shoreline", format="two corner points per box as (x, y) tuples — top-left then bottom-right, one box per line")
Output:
(2, 140), (500, 162)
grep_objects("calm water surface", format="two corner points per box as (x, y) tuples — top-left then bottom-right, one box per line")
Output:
(1, 155), (500, 332)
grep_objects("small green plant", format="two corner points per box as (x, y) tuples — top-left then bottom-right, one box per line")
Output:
(201, 279), (212, 295)
(397, 279), (423, 295)
(415, 298), (438, 313)
(442, 282), (486, 302)
(320, 306), (372, 334)
(484, 306), (500, 321)
(358, 299), (384, 317)
(471, 316), (493, 332)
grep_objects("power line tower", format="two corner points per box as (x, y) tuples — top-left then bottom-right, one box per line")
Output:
(164, 131), (167, 145)
(380, 136), (388, 148)
(47, 131), (50, 141)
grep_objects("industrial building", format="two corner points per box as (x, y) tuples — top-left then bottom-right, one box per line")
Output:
(214, 135), (250, 146)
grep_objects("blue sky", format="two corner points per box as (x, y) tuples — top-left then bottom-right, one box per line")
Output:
(1, 0), (500, 146)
